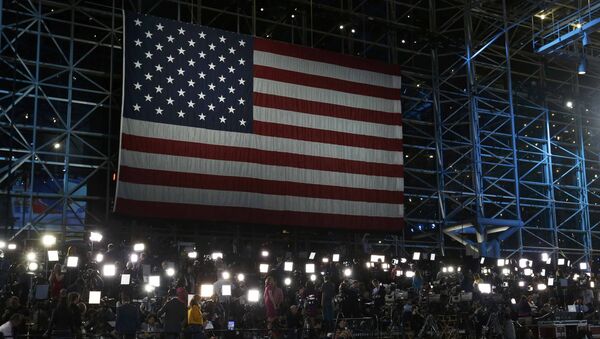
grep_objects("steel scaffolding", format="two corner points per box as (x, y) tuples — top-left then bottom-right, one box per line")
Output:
(1, 0), (599, 260)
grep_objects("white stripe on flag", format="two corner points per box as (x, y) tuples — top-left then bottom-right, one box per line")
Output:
(118, 181), (404, 217)
(120, 150), (404, 191)
(253, 78), (403, 113)
(254, 106), (402, 139)
(253, 50), (402, 89)
(122, 118), (404, 165)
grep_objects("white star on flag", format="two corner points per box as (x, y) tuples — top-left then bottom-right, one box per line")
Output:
(144, 73), (153, 80)
(218, 95), (225, 102)
(198, 92), (206, 100)
(238, 39), (246, 46)
(156, 23), (164, 31)
(238, 98), (245, 105)
(228, 106), (235, 113)
(155, 85), (163, 93)
(155, 107), (163, 115)
(166, 76), (174, 83)
(133, 82), (142, 90)
(144, 94), (153, 101)
(238, 78), (245, 85)
(219, 116), (226, 123)
(133, 103), (141, 111)
(208, 103), (215, 111)
(177, 89), (186, 96)
(178, 27), (186, 35)
(198, 113), (206, 120)
(134, 19), (142, 26)
(219, 35), (226, 43)
(134, 39), (142, 46)
(167, 55), (174, 62)
(167, 35), (174, 42)
(199, 32), (206, 39)
(239, 119), (246, 126)
(208, 83), (216, 90)
(166, 97), (174, 105)
(155, 43), (163, 51)
(229, 47), (236, 54)
(177, 110), (185, 117)
(145, 31), (153, 38)
(187, 100), (195, 108)
(134, 61), (142, 68)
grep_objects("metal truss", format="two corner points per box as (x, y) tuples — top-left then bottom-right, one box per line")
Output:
(1, 0), (600, 260)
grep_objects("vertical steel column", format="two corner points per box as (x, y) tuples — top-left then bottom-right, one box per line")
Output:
(541, 62), (559, 258)
(464, 0), (486, 250)
(502, 0), (523, 256)
(429, 0), (446, 255)
(575, 79), (592, 263)
(62, 5), (75, 238)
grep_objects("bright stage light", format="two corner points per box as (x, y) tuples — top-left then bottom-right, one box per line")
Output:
(42, 234), (56, 247)
(188, 251), (198, 259)
(211, 252), (223, 260)
(237, 273), (245, 282)
(7, 244), (16, 250)
(130, 253), (139, 263)
(27, 262), (38, 271)
(548, 278), (554, 286)
(284, 262), (293, 271)
(248, 289), (260, 303)
(370, 255), (385, 263)
(144, 284), (155, 293)
(222, 285), (232, 296)
(95, 253), (104, 263)
(284, 277), (292, 286)
(261, 250), (269, 257)
(121, 274), (131, 285)
(26, 252), (36, 261)
(259, 264), (269, 273)
(133, 243), (145, 252)
(103, 264), (116, 277)
(497, 259), (505, 267)
(322, 257), (329, 263)
(88, 291), (101, 304)
(89, 231), (103, 242)
(524, 268), (533, 276)
(344, 268), (352, 277)
(412, 252), (420, 260)
(200, 284), (214, 298)
(221, 271), (230, 280)
(309, 252), (316, 260)
(537, 284), (547, 291)
(580, 262), (588, 270)
(519, 259), (528, 268)
(309, 274), (317, 282)
(541, 253), (549, 262)
(48, 250), (59, 262)
(166, 268), (175, 277)
(558, 258), (565, 266)
(332, 254), (340, 262)
(478, 283), (491, 294)
(518, 281), (525, 287)
(405, 271), (415, 278)
(305, 263), (315, 273)
(0, 241), (5, 249)
(66, 256), (79, 268)
(430, 253), (436, 261)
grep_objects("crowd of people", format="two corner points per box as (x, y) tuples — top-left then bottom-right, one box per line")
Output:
(0, 234), (598, 338)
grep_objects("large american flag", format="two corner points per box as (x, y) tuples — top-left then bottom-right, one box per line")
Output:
(115, 13), (404, 230)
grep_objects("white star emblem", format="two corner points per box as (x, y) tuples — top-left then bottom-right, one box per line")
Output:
(218, 75), (226, 82)
(239, 40), (246, 47)
(166, 76), (174, 84)
(133, 82), (142, 90)
(198, 72), (206, 79)
(226, 67), (234, 75)
(167, 55), (174, 62)
(145, 31), (153, 38)
(219, 116), (226, 123)
(144, 73), (153, 80)
(133, 103), (141, 111)
(178, 27), (185, 35)
(155, 43), (163, 51)
(198, 92), (205, 100)
(166, 97), (174, 105)
(188, 39), (195, 47)
(155, 85), (163, 93)
(187, 59), (196, 66)
(228, 47), (236, 54)
(208, 63), (216, 70)
(177, 47), (185, 55)
(134, 60), (142, 68)
(156, 23), (164, 31)
(218, 55), (226, 62)
(199, 32), (206, 39)
(144, 94), (153, 102)
(155, 64), (163, 72)
(134, 39), (142, 46)
(238, 58), (245, 65)
(167, 35), (174, 43)
(238, 98), (245, 105)
(187, 79), (195, 87)
(155, 107), (163, 115)
(239, 119), (246, 126)
(199, 51), (206, 59)
(177, 110), (185, 117)
(228, 86), (235, 93)
(198, 113), (206, 120)
(208, 103), (215, 111)
(219, 35), (226, 43)
(134, 19), (142, 26)
(218, 95), (225, 102)
(228, 106), (235, 113)
(177, 68), (185, 75)
(208, 43), (216, 50)
(145, 51), (153, 59)
(208, 83), (216, 91)
(187, 100), (195, 108)
(238, 78), (246, 85)
(177, 89), (186, 96)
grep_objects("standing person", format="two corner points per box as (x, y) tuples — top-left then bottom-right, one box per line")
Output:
(47, 292), (73, 338)
(158, 289), (187, 339)
(264, 276), (283, 337)
(187, 295), (205, 339)
(68, 292), (83, 338)
(48, 264), (65, 300)
(115, 293), (140, 339)
(0, 313), (23, 339)
(321, 275), (336, 333)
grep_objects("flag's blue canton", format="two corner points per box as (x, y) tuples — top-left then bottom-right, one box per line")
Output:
(123, 13), (253, 133)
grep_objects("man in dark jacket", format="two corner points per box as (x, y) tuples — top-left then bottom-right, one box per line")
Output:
(158, 289), (187, 339)
(115, 293), (140, 339)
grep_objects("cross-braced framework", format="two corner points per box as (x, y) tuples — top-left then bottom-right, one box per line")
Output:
(1, 0), (599, 260)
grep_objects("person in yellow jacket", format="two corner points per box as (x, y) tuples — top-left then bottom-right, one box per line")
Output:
(187, 295), (205, 339)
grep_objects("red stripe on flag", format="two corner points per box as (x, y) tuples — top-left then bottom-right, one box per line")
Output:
(253, 65), (401, 100)
(254, 38), (402, 76)
(119, 166), (404, 204)
(115, 198), (404, 230)
(121, 134), (403, 177)
(253, 93), (402, 126)
(253, 121), (403, 152)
